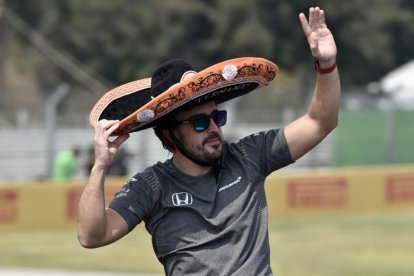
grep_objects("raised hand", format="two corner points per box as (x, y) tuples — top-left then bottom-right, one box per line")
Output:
(299, 7), (337, 64)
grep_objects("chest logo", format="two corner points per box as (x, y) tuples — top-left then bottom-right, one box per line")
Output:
(218, 176), (242, 192)
(172, 192), (193, 206)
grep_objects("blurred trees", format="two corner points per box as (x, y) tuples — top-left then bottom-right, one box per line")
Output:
(4, 0), (413, 85)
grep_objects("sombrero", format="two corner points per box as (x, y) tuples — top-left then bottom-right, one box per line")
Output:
(89, 57), (279, 136)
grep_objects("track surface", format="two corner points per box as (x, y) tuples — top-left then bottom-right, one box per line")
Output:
(0, 268), (161, 276)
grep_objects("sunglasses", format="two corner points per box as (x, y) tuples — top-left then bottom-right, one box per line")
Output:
(174, 110), (227, 132)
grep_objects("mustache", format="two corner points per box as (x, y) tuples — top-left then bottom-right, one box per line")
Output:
(202, 132), (222, 145)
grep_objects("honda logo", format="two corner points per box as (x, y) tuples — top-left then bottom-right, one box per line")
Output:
(172, 192), (193, 206)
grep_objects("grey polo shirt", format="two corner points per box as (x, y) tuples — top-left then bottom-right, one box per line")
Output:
(109, 128), (293, 275)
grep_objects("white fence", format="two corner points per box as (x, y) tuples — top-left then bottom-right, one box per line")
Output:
(0, 125), (335, 181)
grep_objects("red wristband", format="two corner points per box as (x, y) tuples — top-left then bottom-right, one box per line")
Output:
(314, 59), (337, 74)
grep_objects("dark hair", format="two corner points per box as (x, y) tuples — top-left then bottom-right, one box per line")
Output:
(154, 127), (175, 152)
(153, 116), (176, 152)
(150, 59), (193, 152)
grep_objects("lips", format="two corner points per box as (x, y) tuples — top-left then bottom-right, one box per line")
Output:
(203, 132), (222, 146)
(205, 138), (221, 145)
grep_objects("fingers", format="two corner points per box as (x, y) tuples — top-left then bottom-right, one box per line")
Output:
(311, 7), (323, 25)
(93, 120), (129, 170)
(299, 13), (311, 37)
(112, 134), (130, 148)
(95, 119), (130, 148)
(308, 7), (318, 27)
(299, 7), (325, 32)
(319, 9), (326, 26)
(95, 119), (120, 140)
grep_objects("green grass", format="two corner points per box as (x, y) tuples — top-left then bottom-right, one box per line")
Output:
(269, 212), (414, 276)
(1, 212), (414, 275)
(0, 226), (163, 274)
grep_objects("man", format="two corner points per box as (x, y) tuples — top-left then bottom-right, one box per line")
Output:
(78, 7), (340, 275)
(53, 146), (80, 181)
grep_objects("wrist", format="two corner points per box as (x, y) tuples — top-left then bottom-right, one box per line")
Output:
(91, 163), (109, 174)
(314, 58), (337, 74)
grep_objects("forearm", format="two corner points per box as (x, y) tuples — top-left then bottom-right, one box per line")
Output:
(307, 60), (341, 135)
(77, 120), (130, 248)
(286, 7), (340, 161)
(77, 166), (108, 247)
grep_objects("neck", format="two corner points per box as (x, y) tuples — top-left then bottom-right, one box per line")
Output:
(172, 153), (212, 177)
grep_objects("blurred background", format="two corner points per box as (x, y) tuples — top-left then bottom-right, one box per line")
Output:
(1, 0), (414, 180)
(0, 0), (413, 275)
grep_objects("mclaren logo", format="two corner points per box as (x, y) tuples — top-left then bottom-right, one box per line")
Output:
(172, 192), (193, 206)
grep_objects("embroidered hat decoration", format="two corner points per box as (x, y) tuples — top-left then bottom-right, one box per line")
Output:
(89, 57), (279, 135)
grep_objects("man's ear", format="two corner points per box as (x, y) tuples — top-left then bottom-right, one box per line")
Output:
(163, 128), (176, 152)
(162, 128), (171, 141)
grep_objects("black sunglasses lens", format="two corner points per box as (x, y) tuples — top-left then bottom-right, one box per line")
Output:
(186, 110), (227, 132)
(191, 115), (210, 131)
(213, 110), (227, 127)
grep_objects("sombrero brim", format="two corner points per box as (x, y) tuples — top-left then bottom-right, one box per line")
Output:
(90, 57), (278, 136)
(89, 78), (151, 130)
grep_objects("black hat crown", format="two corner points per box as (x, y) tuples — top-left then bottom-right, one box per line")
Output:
(151, 59), (193, 98)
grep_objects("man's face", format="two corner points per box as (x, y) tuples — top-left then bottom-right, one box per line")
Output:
(173, 101), (225, 163)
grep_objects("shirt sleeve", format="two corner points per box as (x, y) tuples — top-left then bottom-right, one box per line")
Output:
(270, 128), (294, 171)
(235, 128), (294, 177)
(108, 175), (154, 231)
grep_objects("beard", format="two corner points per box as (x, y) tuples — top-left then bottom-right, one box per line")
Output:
(191, 131), (223, 163)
